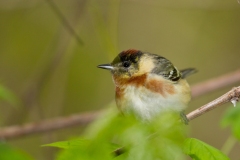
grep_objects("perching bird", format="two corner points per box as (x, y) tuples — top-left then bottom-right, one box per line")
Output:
(98, 49), (196, 122)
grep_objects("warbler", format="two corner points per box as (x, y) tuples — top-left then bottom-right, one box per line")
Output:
(98, 49), (196, 122)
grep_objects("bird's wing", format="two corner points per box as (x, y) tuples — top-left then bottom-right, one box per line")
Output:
(151, 56), (181, 81)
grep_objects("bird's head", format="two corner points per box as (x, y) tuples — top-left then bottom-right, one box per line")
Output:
(97, 49), (163, 79)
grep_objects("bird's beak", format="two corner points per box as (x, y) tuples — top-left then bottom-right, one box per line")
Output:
(97, 64), (114, 70)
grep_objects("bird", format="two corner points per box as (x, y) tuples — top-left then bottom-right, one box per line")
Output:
(97, 49), (197, 122)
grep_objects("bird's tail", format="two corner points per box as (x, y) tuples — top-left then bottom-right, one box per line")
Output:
(180, 68), (197, 79)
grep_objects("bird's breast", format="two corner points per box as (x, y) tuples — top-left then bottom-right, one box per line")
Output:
(114, 74), (191, 121)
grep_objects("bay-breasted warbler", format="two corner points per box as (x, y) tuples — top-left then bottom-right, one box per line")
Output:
(98, 49), (196, 122)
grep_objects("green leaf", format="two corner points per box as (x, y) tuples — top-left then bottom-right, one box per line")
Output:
(184, 138), (230, 160)
(54, 110), (187, 160)
(0, 84), (20, 107)
(0, 143), (33, 160)
(42, 139), (90, 149)
(221, 103), (240, 140)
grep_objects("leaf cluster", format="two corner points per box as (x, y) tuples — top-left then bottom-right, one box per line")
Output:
(45, 108), (230, 160)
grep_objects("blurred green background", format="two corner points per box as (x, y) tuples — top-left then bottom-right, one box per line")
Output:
(0, 0), (239, 159)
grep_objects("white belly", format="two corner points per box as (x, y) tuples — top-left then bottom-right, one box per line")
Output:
(118, 79), (191, 121)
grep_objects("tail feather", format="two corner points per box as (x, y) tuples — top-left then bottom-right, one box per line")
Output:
(180, 68), (197, 79)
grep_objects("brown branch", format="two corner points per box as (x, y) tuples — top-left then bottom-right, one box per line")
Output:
(187, 86), (240, 121)
(0, 111), (100, 140)
(191, 69), (240, 98)
(0, 69), (240, 140)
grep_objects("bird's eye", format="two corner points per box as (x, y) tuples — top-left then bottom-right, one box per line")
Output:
(123, 61), (130, 68)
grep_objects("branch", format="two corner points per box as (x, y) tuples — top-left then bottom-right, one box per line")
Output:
(0, 69), (240, 139)
(191, 69), (240, 98)
(187, 86), (240, 121)
(0, 112), (100, 140)
(45, 0), (84, 45)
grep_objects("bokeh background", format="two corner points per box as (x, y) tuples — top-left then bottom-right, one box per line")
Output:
(0, 0), (240, 159)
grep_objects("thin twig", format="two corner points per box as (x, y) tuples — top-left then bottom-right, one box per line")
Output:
(187, 86), (240, 121)
(45, 0), (84, 45)
(0, 70), (240, 139)
(191, 69), (240, 98)
(221, 135), (237, 156)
